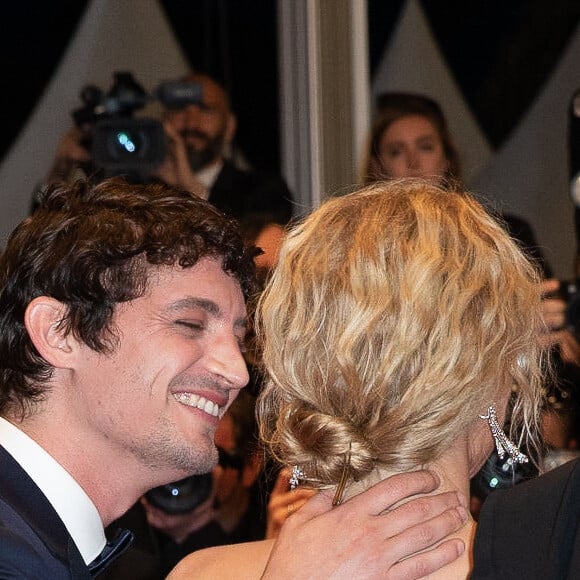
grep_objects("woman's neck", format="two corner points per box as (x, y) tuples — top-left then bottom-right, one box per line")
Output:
(345, 439), (471, 499)
(342, 441), (475, 579)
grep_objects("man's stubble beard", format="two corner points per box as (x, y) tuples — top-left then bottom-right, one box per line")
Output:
(131, 414), (219, 477)
(183, 131), (226, 172)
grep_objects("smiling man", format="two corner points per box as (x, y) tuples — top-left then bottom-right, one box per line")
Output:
(0, 178), (467, 579)
(0, 178), (256, 578)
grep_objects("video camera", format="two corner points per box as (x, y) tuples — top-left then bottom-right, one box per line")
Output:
(145, 472), (213, 515)
(144, 447), (244, 515)
(72, 71), (203, 179)
(554, 280), (580, 341)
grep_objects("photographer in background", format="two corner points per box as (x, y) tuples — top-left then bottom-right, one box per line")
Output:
(157, 72), (293, 225)
(42, 71), (294, 226)
(539, 278), (580, 451)
(541, 279), (580, 368)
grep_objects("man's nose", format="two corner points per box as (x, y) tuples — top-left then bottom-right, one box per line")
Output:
(183, 104), (204, 126)
(206, 335), (250, 390)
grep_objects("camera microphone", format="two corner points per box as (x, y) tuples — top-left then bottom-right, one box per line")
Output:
(155, 80), (204, 110)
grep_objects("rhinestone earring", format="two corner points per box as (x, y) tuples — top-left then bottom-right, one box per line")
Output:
(480, 404), (528, 464)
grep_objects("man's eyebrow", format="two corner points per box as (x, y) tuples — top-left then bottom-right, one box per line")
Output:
(168, 297), (220, 315)
(167, 297), (247, 330)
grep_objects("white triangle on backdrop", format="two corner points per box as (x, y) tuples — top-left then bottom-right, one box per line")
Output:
(371, 0), (492, 184)
(0, 0), (189, 245)
(372, 0), (580, 277)
(2, 0), (579, 276)
(472, 22), (580, 276)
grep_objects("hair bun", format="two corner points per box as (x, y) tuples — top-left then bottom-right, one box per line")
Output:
(276, 405), (378, 486)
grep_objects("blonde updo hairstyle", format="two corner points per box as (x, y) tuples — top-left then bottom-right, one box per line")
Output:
(257, 180), (545, 489)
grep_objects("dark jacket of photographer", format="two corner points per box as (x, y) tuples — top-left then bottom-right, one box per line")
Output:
(207, 160), (293, 225)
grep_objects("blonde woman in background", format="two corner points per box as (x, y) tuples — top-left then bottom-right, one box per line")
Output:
(168, 179), (546, 579)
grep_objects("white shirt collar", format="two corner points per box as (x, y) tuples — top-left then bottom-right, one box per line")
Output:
(196, 159), (224, 190)
(0, 417), (106, 564)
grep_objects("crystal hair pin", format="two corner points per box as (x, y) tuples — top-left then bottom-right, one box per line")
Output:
(289, 465), (305, 490)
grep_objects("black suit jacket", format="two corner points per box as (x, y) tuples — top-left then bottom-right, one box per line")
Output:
(0, 446), (91, 579)
(208, 160), (294, 225)
(472, 458), (580, 579)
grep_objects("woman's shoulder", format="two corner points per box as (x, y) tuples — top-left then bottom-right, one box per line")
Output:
(166, 538), (275, 580)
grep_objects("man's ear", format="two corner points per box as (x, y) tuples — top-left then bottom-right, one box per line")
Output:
(24, 297), (73, 367)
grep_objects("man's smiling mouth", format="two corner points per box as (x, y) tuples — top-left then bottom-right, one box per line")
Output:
(173, 393), (221, 417)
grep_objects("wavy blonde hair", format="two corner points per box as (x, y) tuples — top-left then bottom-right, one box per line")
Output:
(257, 180), (546, 488)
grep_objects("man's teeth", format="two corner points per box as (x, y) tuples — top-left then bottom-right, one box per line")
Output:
(174, 393), (220, 417)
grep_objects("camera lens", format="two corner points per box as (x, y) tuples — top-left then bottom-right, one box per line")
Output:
(116, 131), (138, 153)
(92, 118), (166, 173)
(145, 472), (213, 515)
(110, 130), (145, 159)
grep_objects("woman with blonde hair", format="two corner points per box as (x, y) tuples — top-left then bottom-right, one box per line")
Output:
(168, 179), (546, 579)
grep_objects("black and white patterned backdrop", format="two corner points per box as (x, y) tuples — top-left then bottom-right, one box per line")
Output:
(1, 0), (579, 275)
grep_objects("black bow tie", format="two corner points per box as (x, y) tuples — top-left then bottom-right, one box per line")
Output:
(88, 529), (134, 577)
